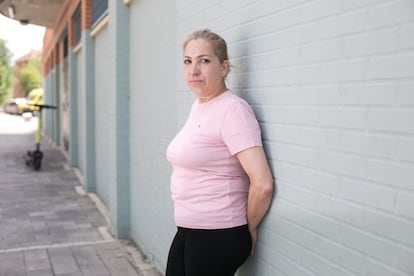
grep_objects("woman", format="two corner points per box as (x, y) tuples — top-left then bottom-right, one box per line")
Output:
(166, 29), (274, 276)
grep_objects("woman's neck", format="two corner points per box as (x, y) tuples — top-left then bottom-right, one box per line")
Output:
(198, 87), (228, 103)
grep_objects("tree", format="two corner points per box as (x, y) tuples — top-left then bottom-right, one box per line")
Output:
(0, 39), (13, 105)
(20, 58), (42, 96)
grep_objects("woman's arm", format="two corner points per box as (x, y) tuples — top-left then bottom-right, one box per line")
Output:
(237, 146), (274, 255)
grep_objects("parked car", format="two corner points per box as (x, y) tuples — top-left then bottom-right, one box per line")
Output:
(17, 88), (44, 113)
(3, 98), (26, 115)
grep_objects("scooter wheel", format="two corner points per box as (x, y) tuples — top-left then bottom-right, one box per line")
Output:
(33, 156), (42, 171)
(25, 150), (32, 166)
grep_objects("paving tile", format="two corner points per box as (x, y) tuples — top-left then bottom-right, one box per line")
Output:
(48, 247), (80, 274)
(0, 269), (26, 276)
(25, 249), (51, 271)
(0, 252), (25, 269)
(24, 249), (49, 260)
(26, 258), (52, 271)
(79, 265), (111, 276)
(0, 113), (162, 276)
(26, 269), (55, 276)
(104, 257), (140, 276)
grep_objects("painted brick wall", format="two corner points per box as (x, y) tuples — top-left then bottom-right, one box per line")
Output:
(128, 0), (414, 275)
(94, 25), (114, 207)
(128, 0), (178, 270)
(204, 1), (413, 275)
(58, 63), (65, 147)
(76, 51), (86, 176)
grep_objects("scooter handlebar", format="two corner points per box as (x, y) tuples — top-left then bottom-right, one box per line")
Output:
(31, 104), (57, 109)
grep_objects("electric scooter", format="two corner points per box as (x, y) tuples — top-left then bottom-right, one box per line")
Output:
(24, 104), (57, 171)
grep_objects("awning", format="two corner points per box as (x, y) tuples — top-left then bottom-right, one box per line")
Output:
(0, 0), (65, 27)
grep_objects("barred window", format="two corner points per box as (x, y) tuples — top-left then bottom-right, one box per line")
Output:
(63, 35), (69, 58)
(92, 0), (108, 27)
(74, 5), (82, 45)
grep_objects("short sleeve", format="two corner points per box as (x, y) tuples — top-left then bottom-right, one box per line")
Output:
(221, 100), (262, 155)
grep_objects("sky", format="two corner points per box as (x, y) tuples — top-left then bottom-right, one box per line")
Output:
(0, 13), (45, 64)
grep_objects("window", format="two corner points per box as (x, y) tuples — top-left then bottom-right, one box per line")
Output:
(63, 35), (68, 58)
(74, 5), (82, 45)
(91, 0), (108, 27)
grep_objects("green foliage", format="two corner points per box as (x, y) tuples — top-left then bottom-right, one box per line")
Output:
(0, 39), (13, 105)
(20, 58), (42, 96)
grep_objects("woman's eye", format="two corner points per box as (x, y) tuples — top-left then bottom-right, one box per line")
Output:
(201, 59), (210, 63)
(184, 59), (191, 64)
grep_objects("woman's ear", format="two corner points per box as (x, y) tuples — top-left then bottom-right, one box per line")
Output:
(221, 60), (230, 77)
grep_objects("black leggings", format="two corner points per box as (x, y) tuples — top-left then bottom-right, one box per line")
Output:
(166, 225), (252, 276)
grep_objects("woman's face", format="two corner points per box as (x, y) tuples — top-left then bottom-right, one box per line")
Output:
(183, 38), (228, 100)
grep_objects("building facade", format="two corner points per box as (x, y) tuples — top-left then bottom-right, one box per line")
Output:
(41, 0), (414, 275)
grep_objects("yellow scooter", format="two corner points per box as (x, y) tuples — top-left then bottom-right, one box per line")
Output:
(24, 104), (57, 171)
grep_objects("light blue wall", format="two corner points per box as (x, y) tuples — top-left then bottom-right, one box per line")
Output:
(75, 31), (96, 193)
(106, 0), (131, 238)
(129, 0), (414, 275)
(66, 1), (131, 239)
(94, 25), (113, 207)
(69, 49), (79, 167)
(81, 31), (96, 193)
(58, 63), (64, 147)
(76, 50), (86, 176)
(53, 65), (60, 145)
(129, 0), (177, 269)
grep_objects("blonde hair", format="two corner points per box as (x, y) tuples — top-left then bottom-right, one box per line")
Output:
(183, 29), (230, 66)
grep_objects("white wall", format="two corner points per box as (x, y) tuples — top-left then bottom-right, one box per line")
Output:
(128, 0), (414, 275)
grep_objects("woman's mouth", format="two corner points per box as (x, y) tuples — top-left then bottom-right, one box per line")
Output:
(189, 80), (203, 86)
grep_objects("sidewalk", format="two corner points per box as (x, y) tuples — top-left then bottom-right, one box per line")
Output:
(0, 112), (162, 276)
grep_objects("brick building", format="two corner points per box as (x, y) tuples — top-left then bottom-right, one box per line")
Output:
(7, 0), (414, 275)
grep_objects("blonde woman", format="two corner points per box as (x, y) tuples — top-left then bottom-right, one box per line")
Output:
(166, 29), (274, 276)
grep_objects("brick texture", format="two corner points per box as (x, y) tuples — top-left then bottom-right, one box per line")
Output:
(212, 1), (413, 275)
(74, 0), (414, 275)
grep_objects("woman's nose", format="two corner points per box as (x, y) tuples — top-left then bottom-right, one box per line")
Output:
(190, 63), (200, 74)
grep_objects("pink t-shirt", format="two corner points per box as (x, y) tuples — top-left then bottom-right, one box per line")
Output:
(166, 90), (262, 229)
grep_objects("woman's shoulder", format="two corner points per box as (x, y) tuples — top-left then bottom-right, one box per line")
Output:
(220, 90), (250, 107)
(219, 90), (254, 113)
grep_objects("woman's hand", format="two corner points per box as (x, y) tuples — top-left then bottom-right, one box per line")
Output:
(249, 226), (258, 256)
